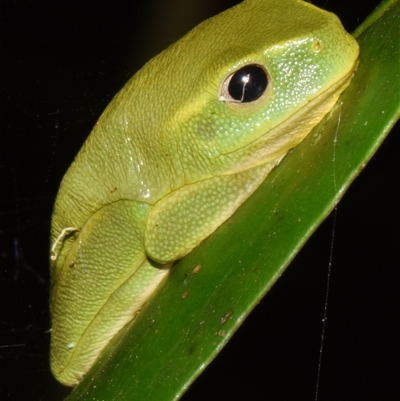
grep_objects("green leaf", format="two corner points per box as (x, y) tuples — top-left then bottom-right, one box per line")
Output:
(67, 1), (400, 399)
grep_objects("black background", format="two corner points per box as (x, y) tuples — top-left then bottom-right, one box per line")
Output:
(1, 1), (399, 400)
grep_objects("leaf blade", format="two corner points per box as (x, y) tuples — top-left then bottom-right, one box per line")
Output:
(67, 1), (400, 399)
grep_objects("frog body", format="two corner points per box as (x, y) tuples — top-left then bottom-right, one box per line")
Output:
(50, 0), (359, 386)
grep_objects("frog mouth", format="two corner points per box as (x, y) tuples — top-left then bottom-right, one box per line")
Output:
(223, 63), (358, 175)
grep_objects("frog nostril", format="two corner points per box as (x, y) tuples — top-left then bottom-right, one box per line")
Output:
(311, 39), (323, 52)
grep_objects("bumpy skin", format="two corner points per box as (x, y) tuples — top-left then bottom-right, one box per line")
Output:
(50, 0), (359, 386)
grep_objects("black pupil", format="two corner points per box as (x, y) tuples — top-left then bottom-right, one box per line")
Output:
(228, 65), (268, 103)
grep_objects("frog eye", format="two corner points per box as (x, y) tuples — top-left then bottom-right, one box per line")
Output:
(220, 64), (269, 103)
